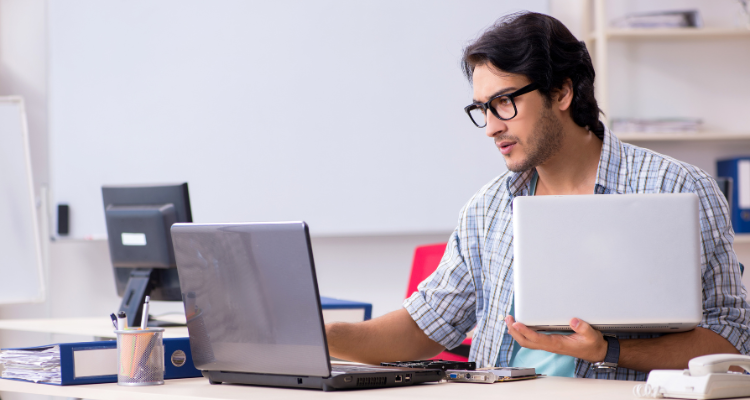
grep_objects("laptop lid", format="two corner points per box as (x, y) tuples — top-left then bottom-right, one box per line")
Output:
(513, 193), (703, 332)
(171, 221), (332, 377)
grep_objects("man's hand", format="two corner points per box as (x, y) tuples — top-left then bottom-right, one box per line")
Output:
(505, 316), (608, 363)
(506, 316), (742, 372)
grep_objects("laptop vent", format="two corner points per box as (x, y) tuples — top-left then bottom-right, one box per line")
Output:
(356, 377), (387, 387)
(537, 325), (675, 331)
(594, 325), (671, 330)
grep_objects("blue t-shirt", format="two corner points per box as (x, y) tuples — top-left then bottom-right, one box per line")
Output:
(503, 170), (575, 377)
(504, 302), (575, 377)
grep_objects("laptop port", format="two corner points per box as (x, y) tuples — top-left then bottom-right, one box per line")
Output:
(344, 376), (352, 383)
(395, 375), (403, 383)
(405, 374), (412, 382)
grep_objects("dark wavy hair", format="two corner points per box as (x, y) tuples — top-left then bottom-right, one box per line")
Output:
(462, 11), (604, 136)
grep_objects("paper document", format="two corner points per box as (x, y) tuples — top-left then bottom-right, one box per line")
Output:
(0, 346), (62, 384)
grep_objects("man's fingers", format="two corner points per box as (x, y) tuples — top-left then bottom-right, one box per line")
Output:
(505, 316), (554, 350)
(569, 318), (596, 338)
(568, 318), (607, 362)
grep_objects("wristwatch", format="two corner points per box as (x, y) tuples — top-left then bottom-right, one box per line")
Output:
(593, 335), (620, 372)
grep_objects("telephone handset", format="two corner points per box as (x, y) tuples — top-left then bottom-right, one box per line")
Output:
(688, 354), (750, 376)
(635, 354), (750, 399)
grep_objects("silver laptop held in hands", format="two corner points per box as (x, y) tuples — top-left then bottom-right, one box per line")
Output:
(513, 193), (702, 332)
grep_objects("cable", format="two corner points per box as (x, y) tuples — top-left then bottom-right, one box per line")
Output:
(633, 383), (663, 398)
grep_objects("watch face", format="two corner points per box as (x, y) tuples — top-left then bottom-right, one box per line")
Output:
(594, 362), (617, 371)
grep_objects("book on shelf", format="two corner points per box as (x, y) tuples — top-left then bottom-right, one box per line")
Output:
(611, 118), (702, 134)
(611, 10), (702, 29)
(0, 337), (200, 385)
(717, 158), (750, 234)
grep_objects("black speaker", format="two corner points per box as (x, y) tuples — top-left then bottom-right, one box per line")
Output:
(57, 204), (70, 235)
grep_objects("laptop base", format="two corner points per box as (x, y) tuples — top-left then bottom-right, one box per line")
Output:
(202, 369), (444, 391)
(529, 322), (696, 333)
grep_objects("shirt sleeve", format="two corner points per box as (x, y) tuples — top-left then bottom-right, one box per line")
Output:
(403, 211), (478, 350)
(693, 177), (750, 354)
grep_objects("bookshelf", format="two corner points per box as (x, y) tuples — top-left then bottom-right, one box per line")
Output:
(587, 0), (750, 122)
(616, 132), (750, 142)
(592, 27), (750, 40)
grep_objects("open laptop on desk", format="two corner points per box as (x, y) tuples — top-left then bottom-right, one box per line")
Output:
(170, 222), (443, 391)
(513, 193), (703, 333)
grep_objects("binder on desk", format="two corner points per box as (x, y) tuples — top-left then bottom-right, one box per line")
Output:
(320, 296), (372, 322)
(0, 337), (200, 385)
(717, 158), (750, 233)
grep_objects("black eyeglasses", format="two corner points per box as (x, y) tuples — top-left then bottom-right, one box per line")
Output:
(464, 82), (539, 128)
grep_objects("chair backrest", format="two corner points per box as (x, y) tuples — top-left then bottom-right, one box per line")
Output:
(406, 243), (448, 299)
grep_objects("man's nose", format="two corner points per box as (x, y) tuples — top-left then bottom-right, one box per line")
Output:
(485, 112), (507, 138)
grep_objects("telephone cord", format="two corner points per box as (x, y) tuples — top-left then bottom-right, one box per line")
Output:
(633, 383), (663, 398)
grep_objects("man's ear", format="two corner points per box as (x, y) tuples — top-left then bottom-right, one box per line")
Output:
(551, 78), (574, 112)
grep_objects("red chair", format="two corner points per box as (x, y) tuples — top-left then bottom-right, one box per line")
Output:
(407, 243), (472, 362)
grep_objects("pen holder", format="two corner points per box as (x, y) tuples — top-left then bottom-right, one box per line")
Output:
(115, 328), (165, 386)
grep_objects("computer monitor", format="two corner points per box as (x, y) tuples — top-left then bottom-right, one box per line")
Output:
(102, 183), (192, 328)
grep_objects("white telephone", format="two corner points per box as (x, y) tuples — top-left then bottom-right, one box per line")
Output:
(635, 354), (750, 399)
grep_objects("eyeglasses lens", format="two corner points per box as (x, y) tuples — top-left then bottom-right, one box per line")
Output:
(468, 107), (487, 127)
(490, 96), (516, 120)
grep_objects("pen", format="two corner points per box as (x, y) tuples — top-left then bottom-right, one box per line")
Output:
(117, 311), (127, 330)
(110, 313), (118, 329)
(140, 296), (150, 330)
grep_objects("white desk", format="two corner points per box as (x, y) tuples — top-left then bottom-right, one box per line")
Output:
(0, 375), (641, 400)
(0, 317), (188, 339)
(0, 318), (691, 400)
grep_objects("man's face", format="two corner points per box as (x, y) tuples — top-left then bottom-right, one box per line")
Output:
(471, 64), (564, 172)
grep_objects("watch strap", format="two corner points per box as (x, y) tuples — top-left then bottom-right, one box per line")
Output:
(593, 335), (619, 372)
(602, 335), (620, 364)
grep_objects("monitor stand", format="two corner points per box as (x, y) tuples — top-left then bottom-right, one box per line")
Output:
(118, 268), (185, 328)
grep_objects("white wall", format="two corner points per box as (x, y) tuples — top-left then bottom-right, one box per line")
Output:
(46, 0), (547, 238)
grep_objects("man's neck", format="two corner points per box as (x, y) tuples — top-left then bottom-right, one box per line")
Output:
(534, 123), (603, 196)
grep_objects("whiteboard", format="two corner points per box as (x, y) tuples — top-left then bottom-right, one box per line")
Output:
(0, 97), (45, 303)
(48, 0), (547, 237)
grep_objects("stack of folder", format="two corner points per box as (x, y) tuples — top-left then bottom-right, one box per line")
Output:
(0, 337), (200, 385)
(0, 345), (61, 384)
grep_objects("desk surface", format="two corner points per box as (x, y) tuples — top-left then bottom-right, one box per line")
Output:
(0, 317), (188, 339)
(0, 376), (642, 400)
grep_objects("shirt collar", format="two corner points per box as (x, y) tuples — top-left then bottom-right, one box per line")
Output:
(594, 126), (628, 194)
(506, 169), (535, 198)
(504, 124), (627, 197)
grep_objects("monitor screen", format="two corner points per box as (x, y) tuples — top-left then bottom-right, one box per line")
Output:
(102, 183), (192, 327)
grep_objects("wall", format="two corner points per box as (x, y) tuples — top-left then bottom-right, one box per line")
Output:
(46, 0), (547, 238)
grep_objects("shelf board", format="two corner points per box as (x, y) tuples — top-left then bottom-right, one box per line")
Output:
(590, 27), (750, 40)
(616, 132), (750, 142)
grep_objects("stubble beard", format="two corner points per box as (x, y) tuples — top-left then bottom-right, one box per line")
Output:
(504, 105), (565, 173)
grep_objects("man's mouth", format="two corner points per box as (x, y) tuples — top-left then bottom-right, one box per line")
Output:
(497, 140), (517, 155)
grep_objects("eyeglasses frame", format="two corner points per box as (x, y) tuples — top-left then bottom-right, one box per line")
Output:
(464, 82), (540, 128)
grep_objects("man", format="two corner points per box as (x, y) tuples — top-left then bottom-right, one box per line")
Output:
(326, 11), (750, 381)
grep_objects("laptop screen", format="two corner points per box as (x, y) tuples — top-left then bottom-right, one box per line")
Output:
(171, 222), (331, 377)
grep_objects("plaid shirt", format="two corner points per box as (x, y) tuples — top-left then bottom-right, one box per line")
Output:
(404, 126), (750, 381)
